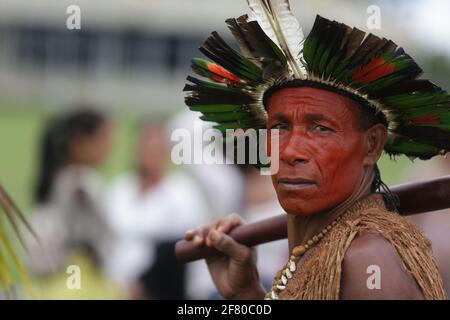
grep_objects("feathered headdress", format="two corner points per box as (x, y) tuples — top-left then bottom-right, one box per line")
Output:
(184, 0), (450, 163)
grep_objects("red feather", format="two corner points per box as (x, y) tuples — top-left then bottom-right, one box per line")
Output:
(351, 58), (396, 83)
(409, 115), (441, 125)
(207, 63), (242, 85)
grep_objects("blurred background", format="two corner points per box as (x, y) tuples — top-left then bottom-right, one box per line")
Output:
(0, 0), (449, 299)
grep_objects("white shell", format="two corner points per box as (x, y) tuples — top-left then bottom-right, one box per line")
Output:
(289, 260), (296, 272)
(285, 268), (292, 279)
(277, 285), (286, 291)
(281, 275), (288, 285)
(271, 290), (278, 300)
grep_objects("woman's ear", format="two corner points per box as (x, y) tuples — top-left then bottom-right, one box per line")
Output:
(363, 124), (388, 166)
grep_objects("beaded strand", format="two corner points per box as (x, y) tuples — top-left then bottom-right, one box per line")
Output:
(265, 215), (342, 300)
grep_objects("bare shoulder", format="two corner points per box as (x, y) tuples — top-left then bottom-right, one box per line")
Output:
(340, 231), (425, 300)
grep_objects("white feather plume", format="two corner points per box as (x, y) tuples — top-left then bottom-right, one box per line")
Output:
(247, 0), (306, 79)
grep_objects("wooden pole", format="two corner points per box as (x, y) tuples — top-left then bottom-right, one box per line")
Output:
(175, 175), (450, 263)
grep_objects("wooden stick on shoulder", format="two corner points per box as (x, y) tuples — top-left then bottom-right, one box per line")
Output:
(176, 175), (450, 263)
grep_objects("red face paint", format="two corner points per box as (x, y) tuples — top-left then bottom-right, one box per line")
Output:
(266, 87), (368, 216)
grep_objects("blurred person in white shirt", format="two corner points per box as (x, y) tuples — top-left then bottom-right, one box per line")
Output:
(166, 111), (247, 299)
(104, 119), (211, 299)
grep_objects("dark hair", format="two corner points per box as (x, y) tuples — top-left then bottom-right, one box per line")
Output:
(34, 109), (107, 204)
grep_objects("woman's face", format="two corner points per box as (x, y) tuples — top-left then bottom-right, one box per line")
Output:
(136, 125), (169, 178)
(70, 121), (114, 167)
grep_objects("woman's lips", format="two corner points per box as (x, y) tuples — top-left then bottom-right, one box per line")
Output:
(277, 178), (317, 191)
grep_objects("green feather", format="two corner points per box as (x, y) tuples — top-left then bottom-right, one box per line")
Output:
(214, 121), (255, 132)
(200, 112), (252, 122)
(385, 139), (441, 159)
(385, 93), (450, 108)
(189, 104), (242, 113)
(186, 76), (235, 92)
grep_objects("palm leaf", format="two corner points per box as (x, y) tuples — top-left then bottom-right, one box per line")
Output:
(0, 184), (35, 297)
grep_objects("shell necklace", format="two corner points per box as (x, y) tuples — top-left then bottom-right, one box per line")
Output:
(264, 215), (343, 300)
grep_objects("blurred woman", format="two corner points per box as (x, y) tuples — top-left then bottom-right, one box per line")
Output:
(103, 120), (210, 299)
(27, 108), (114, 278)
